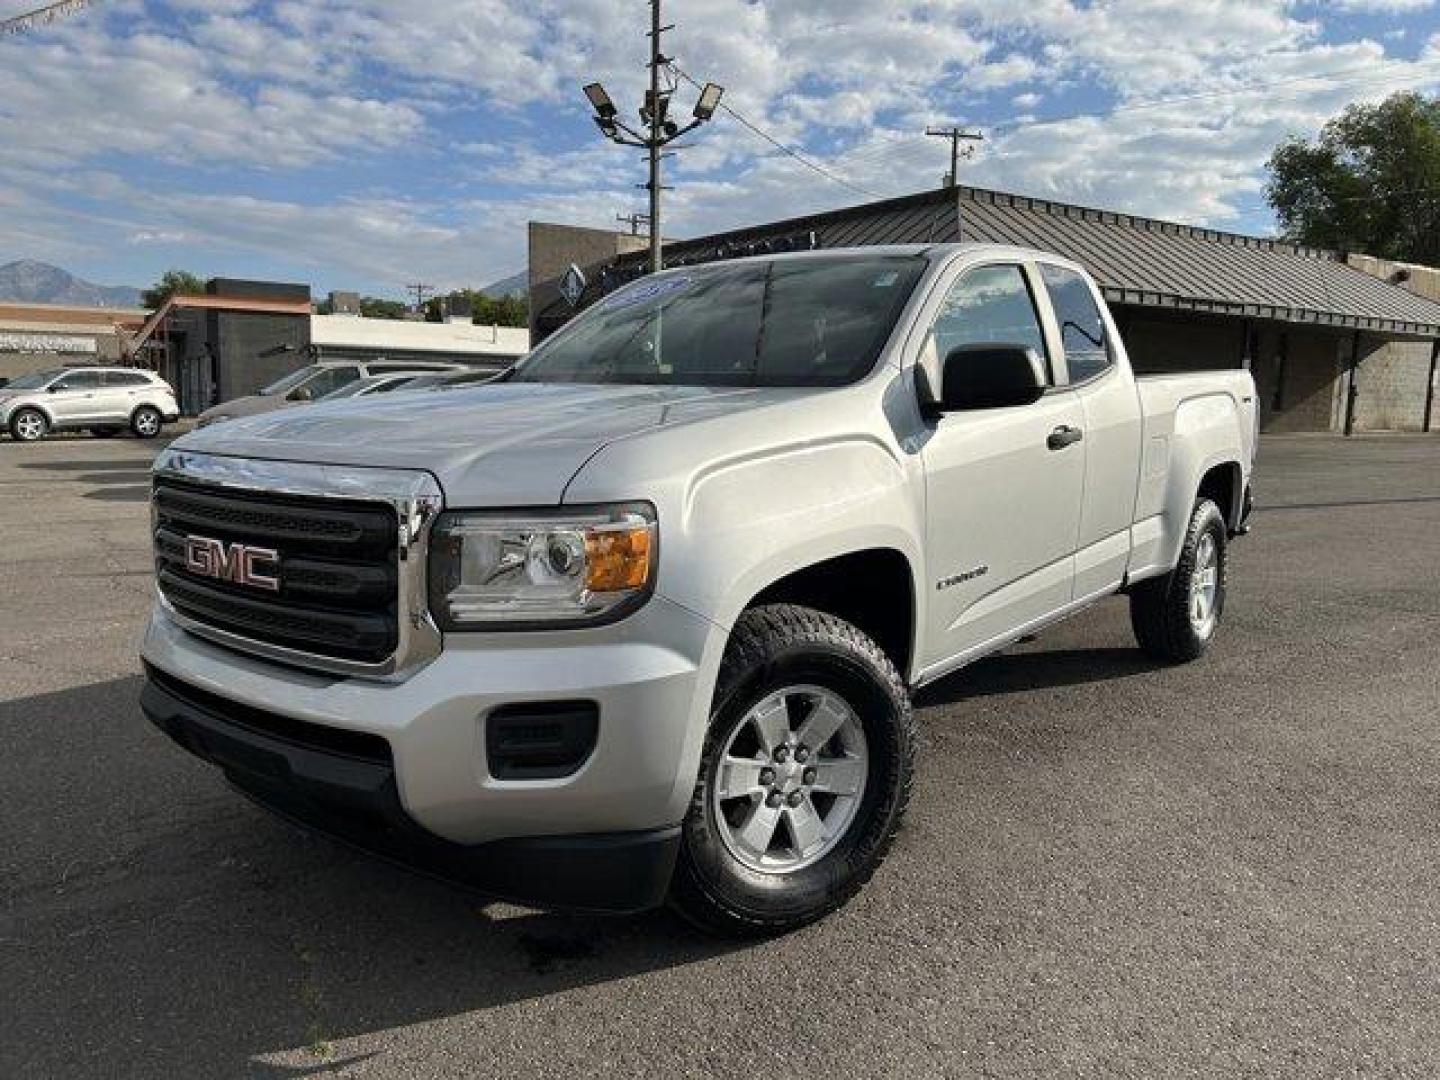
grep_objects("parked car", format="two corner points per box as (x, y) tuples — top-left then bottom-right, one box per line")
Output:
(316, 373), (425, 401)
(194, 360), (464, 428)
(401, 368), (509, 391)
(141, 245), (1257, 935)
(1, 366), (178, 442)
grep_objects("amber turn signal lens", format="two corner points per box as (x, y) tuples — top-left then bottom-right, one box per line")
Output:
(584, 527), (653, 592)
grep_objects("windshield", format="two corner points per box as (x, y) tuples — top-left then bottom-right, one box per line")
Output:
(259, 365), (320, 396)
(514, 255), (927, 387)
(5, 368), (65, 391)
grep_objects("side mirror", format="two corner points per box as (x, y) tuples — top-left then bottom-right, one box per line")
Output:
(919, 343), (1047, 415)
(288, 386), (313, 402)
(49, 383), (68, 393)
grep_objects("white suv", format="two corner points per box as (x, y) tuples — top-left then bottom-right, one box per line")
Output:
(0, 366), (179, 442)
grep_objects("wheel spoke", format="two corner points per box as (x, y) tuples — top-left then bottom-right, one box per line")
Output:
(784, 800), (826, 858)
(811, 754), (865, 796)
(734, 802), (782, 860)
(796, 695), (849, 751)
(716, 754), (767, 800)
(748, 698), (790, 752)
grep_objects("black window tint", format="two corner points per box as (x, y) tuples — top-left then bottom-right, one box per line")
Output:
(104, 371), (150, 387)
(932, 265), (1050, 381)
(1040, 264), (1112, 382)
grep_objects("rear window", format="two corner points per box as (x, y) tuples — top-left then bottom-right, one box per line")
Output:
(104, 371), (153, 386)
(1040, 264), (1112, 383)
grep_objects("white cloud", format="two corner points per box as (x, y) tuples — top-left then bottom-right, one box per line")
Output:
(3, 0), (1440, 291)
(1331, 0), (1434, 12)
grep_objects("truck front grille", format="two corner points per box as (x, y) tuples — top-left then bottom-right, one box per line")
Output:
(153, 477), (401, 665)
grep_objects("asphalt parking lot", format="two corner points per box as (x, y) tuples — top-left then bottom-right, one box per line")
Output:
(3, 431), (1439, 1079)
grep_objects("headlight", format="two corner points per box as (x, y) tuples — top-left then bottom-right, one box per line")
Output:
(428, 503), (656, 629)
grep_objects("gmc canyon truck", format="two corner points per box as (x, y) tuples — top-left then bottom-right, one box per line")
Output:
(141, 245), (1256, 936)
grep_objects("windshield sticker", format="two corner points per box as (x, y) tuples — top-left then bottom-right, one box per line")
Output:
(602, 275), (693, 310)
(873, 271), (900, 288)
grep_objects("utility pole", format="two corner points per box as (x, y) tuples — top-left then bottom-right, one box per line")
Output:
(582, 0), (725, 275)
(616, 211), (651, 237)
(645, 0), (665, 274)
(405, 283), (433, 315)
(926, 126), (984, 188)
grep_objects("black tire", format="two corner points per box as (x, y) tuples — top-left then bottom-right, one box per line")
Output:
(130, 405), (163, 439)
(669, 604), (915, 937)
(9, 407), (48, 443)
(90, 427), (121, 438)
(1129, 498), (1228, 663)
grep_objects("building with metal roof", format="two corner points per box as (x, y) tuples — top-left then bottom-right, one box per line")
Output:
(533, 185), (1440, 433)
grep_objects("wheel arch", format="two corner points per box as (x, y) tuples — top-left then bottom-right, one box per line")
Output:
(738, 547), (919, 683)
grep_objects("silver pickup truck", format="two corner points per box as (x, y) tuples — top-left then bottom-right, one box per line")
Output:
(140, 245), (1256, 935)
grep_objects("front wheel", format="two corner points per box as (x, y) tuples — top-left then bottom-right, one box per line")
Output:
(9, 407), (48, 442)
(130, 406), (163, 439)
(1129, 498), (1228, 663)
(669, 604), (915, 937)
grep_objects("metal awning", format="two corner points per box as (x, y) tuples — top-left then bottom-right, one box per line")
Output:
(576, 186), (1440, 339)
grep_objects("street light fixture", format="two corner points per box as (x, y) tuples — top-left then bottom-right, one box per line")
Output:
(693, 82), (724, 121)
(581, 0), (726, 274)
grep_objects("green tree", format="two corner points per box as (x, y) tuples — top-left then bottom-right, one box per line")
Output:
(142, 269), (206, 309)
(1266, 92), (1440, 264)
(358, 297), (407, 320)
(421, 288), (528, 328)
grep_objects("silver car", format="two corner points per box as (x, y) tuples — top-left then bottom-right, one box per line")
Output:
(0, 366), (179, 442)
(195, 361), (464, 428)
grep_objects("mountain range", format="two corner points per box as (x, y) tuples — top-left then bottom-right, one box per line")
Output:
(0, 260), (143, 308)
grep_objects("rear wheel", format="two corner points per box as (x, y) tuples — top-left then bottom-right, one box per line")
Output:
(669, 604), (915, 937)
(1129, 498), (1228, 663)
(130, 406), (163, 439)
(10, 408), (47, 442)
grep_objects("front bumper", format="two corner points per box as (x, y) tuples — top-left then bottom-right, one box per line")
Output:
(140, 664), (680, 912)
(141, 591), (724, 848)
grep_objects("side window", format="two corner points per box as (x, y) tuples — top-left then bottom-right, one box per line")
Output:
(299, 366), (360, 398)
(103, 371), (150, 387)
(56, 370), (103, 390)
(1040, 264), (1112, 383)
(930, 264), (1050, 381)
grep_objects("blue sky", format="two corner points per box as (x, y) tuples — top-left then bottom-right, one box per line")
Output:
(1, 0), (1437, 301)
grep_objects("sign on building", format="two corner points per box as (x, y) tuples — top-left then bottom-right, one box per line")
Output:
(0, 332), (97, 355)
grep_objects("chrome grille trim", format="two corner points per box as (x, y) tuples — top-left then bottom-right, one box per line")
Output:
(152, 448), (444, 681)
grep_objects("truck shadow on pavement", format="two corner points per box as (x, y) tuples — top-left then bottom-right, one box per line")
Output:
(18, 457), (155, 502)
(916, 646), (1160, 707)
(2, 675), (740, 1079)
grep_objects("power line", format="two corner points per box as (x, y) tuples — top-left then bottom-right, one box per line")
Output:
(834, 55), (1440, 171)
(667, 61), (886, 200)
(925, 125), (984, 188)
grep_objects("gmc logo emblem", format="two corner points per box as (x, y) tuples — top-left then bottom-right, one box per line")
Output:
(183, 535), (280, 592)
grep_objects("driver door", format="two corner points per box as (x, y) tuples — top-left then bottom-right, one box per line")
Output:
(47, 370), (106, 424)
(918, 262), (1085, 673)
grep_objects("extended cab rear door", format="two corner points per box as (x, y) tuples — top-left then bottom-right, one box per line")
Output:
(1033, 263), (1143, 600)
(916, 260), (1086, 675)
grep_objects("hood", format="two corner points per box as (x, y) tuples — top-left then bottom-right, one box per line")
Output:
(173, 381), (802, 505)
(198, 394), (295, 423)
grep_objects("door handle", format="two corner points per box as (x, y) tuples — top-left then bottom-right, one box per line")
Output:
(1047, 425), (1084, 451)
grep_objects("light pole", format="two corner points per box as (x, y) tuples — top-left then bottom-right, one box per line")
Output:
(583, 0), (724, 274)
